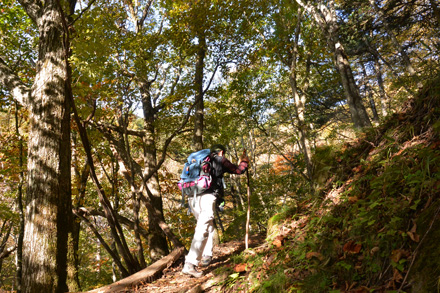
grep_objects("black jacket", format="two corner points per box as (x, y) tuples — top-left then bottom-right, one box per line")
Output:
(209, 154), (248, 197)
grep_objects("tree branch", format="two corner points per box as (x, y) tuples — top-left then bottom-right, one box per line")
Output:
(253, 116), (311, 182)
(0, 57), (31, 107)
(0, 245), (17, 260)
(70, 0), (97, 26)
(17, 0), (42, 25)
(76, 207), (151, 240)
(73, 209), (130, 276)
(138, 0), (154, 29)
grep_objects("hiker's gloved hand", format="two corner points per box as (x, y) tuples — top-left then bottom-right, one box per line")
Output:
(240, 151), (250, 164)
(216, 198), (225, 212)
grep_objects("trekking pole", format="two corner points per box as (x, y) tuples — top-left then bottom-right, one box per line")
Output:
(215, 208), (225, 233)
(244, 149), (251, 250)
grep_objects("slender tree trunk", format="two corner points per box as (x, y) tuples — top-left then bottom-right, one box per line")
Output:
(117, 112), (147, 268)
(193, 32), (206, 151)
(367, 89), (379, 123)
(140, 83), (169, 261)
(332, 39), (372, 128)
(373, 57), (389, 117)
(296, 0), (371, 128)
(334, 42), (372, 127)
(71, 142), (90, 292)
(287, 9), (313, 179)
(14, 103), (24, 293)
(360, 62), (379, 123)
(431, 0), (440, 25)
(21, 1), (72, 291)
(369, 0), (416, 76)
(109, 158), (123, 278)
(230, 145), (244, 211)
(65, 42), (81, 293)
(67, 215), (81, 292)
(72, 99), (141, 277)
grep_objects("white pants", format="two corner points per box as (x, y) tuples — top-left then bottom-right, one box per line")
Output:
(185, 192), (216, 266)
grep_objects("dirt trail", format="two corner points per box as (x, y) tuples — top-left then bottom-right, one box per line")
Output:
(132, 235), (265, 293)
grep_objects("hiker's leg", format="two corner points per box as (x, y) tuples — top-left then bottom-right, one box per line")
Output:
(185, 193), (216, 266)
(188, 196), (201, 220)
(202, 222), (214, 258)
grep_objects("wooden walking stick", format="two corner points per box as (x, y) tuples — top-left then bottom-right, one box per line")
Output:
(244, 149), (251, 249)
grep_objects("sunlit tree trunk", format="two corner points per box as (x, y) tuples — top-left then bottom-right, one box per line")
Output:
(17, 1), (72, 291)
(374, 58), (389, 117)
(193, 31), (206, 151)
(287, 8), (313, 179)
(296, 0), (371, 128)
(331, 40), (372, 128)
(1, 1), (73, 290)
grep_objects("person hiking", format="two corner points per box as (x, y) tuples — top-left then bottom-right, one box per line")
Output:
(182, 144), (250, 278)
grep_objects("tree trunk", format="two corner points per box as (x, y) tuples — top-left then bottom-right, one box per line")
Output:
(431, 0), (440, 25)
(14, 102), (25, 293)
(369, 0), (416, 76)
(70, 144), (90, 292)
(21, 1), (72, 292)
(193, 32), (206, 151)
(117, 113), (147, 268)
(287, 9), (313, 179)
(140, 83), (169, 261)
(332, 40), (372, 128)
(374, 57), (389, 117)
(296, 0), (371, 128)
(67, 215), (81, 292)
(360, 62), (379, 123)
(71, 101), (140, 277)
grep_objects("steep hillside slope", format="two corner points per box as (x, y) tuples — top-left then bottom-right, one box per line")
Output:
(214, 77), (440, 292)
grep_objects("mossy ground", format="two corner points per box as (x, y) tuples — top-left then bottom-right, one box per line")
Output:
(215, 77), (440, 292)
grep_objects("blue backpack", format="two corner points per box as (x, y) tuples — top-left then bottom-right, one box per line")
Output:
(177, 149), (213, 206)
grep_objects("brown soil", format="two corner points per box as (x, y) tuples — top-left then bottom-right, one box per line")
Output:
(129, 235), (264, 293)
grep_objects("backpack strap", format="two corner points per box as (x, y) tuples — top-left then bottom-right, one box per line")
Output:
(181, 188), (185, 207)
(193, 189), (197, 207)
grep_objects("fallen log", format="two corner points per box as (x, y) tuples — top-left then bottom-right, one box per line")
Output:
(86, 246), (185, 293)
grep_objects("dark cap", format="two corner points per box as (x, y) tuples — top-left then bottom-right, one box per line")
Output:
(210, 144), (226, 154)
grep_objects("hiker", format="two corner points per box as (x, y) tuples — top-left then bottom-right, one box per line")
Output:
(182, 144), (250, 278)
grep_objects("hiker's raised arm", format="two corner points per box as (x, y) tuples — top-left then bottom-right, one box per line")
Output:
(221, 157), (248, 175)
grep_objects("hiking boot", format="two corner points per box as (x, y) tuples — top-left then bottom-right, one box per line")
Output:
(182, 262), (203, 278)
(200, 255), (212, 267)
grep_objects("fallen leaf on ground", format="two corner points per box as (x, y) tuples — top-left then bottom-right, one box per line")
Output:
(343, 241), (362, 254)
(306, 251), (324, 260)
(234, 263), (248, 273)
(390, 249), (404, 263)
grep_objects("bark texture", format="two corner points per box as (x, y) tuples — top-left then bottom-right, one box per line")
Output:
(22, 1), (72, 292)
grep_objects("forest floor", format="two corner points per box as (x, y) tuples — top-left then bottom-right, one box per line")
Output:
(135, 235), (265, 293)
(89, 234), (266, 293)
